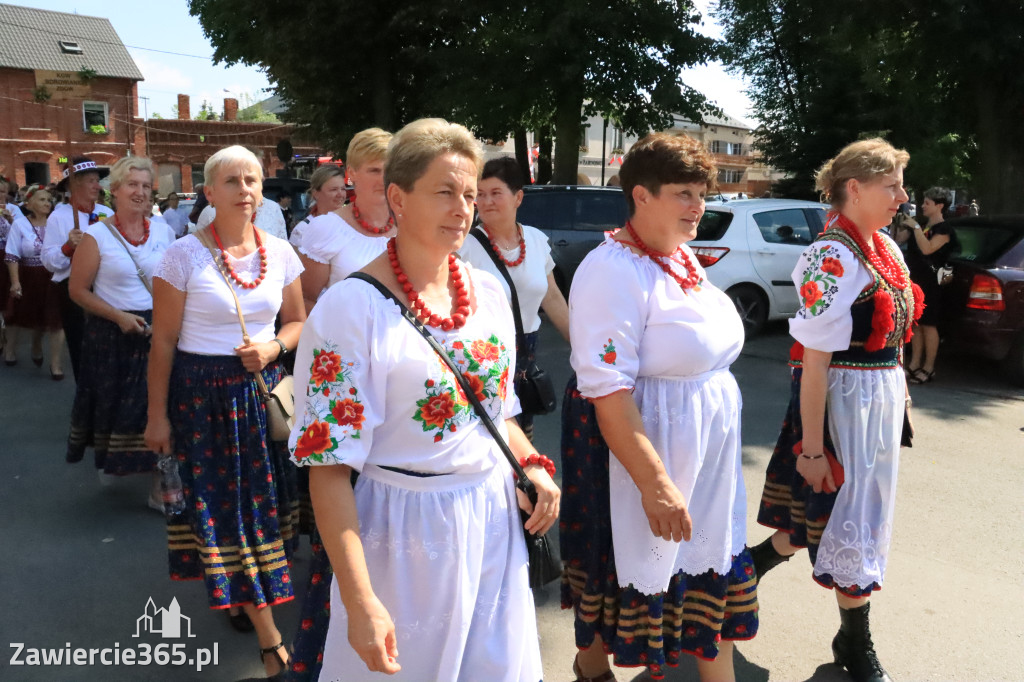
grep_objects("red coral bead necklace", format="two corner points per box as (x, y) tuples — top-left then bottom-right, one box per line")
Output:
(351, 201), (394, 236)
(483, 223), (526, 267)
(387, 237), (470, 331)
(624, 221), (700, 291)
(832, 213), (907, 289)
(210, 222), (267, 290)
(114, 214), (150, 246)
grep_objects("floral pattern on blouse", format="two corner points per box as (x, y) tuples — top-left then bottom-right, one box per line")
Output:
(797, 244), (845, 317)
(599, 338), (617, 365)
(293, 346), (365, 464)
(414, 335), (511, 444)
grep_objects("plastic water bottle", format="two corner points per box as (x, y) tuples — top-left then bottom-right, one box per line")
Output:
(158, 456), (186, 517)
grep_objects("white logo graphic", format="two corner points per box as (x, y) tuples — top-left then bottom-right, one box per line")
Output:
(133, 597), (196, 638)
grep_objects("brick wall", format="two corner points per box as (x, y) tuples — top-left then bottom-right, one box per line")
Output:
(0, 67), (136, 186)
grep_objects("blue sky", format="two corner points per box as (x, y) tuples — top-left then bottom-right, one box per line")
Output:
(14, 0), (753, 125)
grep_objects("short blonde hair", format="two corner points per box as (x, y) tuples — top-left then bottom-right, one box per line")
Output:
(204, 145), (263, 186)
(815, 138), (910, 208)
(384, 119), (482, 192)
(347, 128), (392, 171)
(108, 156), (154, 191)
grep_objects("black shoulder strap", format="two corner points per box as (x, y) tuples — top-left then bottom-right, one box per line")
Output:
(469, 228), (527, 354)
(345, 271), (537, 504)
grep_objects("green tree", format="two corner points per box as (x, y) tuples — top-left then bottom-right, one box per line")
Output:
(716, 0), (1024, 210)
(190, 0), (717, 181)
(195, 99), (219, 121)
(237, 93), (280, 123)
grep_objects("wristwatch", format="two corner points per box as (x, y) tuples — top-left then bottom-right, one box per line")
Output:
(271, 338), (288, 359)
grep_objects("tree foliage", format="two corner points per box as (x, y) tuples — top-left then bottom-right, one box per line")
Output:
(716, 0), (1024, 211)
(189, 0), (718, 184)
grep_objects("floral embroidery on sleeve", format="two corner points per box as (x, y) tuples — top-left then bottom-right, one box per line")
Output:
(293, 346), (365, 464)
(413, 335), (511, 444)
(798, 245), (844, 317)
(599, 338), (617, 365)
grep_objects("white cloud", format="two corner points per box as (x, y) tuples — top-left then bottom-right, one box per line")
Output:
(131, 52), (192, 92)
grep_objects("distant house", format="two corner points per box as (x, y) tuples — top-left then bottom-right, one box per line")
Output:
(0, 3), (143, 186)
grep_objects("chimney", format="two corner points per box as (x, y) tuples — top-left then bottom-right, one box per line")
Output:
(224, 98), (238, 122)
(177, 94), (190, 120)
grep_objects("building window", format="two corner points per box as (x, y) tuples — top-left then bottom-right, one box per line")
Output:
(82, 101), (109, 132)
(728, 142), (745, 156)
(717, 169), (744, 184)
(612, 127), (624, 151)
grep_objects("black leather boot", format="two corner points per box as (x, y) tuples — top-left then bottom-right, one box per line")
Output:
(749, 536), (792, 580)
(832, 602), (893, 682)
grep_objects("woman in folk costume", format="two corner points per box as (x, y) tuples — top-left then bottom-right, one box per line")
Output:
(289, 118), (558, 681)
(560, 133), (756, 682)
(751, 138), (923, 682)
(145, 145), (306, 677)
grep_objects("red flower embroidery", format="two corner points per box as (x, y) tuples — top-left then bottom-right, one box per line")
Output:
(331, 399), (365, 429)
(294, 421), (332, 461)
(301, 619), (313, 630)
(310, 350), (342, 387)
(419, 393), (456, 430)
(470, 340), (499, 363)
(452, 341), (464, 350)
(800, 281), (822, 307)
(820, 256), (844, 277)
(464, 373), (487, 403)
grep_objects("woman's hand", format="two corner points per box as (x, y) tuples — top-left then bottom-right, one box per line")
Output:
(144, 415), (172, 456)
(796, 454), (836, 493)
(234, 341), (278, 372)
(9, 283), (22, 299)
(640, 476), (693, 542)
(117, 311), (149, 335)
(347, 593), (401, 675)
(517, 464), (561, 536)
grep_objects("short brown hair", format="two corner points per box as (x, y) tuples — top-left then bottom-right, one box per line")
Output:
(309, 164), (345, 193)
(347, 127), (392, 171)
(815, 138), (910, 208)
(619, 133), (716, 215)
(384, 119), (482, 192)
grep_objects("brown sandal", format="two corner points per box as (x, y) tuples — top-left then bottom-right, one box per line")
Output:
(573, 654), (617, 682)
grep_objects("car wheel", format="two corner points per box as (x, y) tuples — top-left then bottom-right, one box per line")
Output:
(727, 284), (769, 337)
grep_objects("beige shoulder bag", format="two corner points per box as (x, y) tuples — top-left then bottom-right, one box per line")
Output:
(195, 228), (295, 441)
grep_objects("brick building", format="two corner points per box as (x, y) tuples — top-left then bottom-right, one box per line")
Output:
(0, 3), (143, 186)
(0, 5), (319, 195)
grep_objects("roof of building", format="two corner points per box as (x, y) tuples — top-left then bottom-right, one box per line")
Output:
(0, 4), (143, 80)
(673, 110), (752, 131)
(254, 93), (289, 116)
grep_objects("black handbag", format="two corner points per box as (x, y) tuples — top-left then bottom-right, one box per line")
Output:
(469, 228), (556, 415)
(346, 272), (562, 589)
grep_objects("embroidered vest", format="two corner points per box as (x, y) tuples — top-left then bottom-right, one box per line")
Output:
(793, 229), (918, 370)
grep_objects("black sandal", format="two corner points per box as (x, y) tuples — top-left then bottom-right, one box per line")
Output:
(258, 640), (290, 676)
(228, 609), (254, 632)
(909, 368), (934, 384)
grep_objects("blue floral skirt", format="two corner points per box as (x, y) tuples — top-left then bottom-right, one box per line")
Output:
(166, 352), (300, 610)
(757, 367), (878, 597)
(287, 527), (333, 681)
(66, 311), (156, 474)
(559, 377), (758, 679)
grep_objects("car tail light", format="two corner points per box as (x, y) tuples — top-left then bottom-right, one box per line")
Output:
(966, 273), (1005, 311)
(691, 246), (730, 267)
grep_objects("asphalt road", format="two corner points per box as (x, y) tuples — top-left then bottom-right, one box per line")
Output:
(1, 319), (1021, 681)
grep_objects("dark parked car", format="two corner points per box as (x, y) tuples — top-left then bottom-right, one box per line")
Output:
(938, 216), (1024, 384)
(262, 177), (311, 224)
(517, 185), (628, 294)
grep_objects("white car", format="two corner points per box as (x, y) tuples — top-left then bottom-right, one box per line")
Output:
(689, 198), (830, 335)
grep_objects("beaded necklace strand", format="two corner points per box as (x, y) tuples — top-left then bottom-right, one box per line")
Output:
(387, 238), (469, 331)
(624, 221), (701, 291)
(352, 202), (394, 236)
(483, 223), (526, 267)
(114, 214), (150, 247)
(210, 223), (268, 290)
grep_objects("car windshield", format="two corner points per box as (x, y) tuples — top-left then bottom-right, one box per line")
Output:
(952, 224), (1024, 264)
(696, 210), (733, 241)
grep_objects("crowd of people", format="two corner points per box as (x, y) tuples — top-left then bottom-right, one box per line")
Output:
(1, 122), (942, 682)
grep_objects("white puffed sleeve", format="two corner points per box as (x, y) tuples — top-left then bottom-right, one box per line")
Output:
(289, 280), (384, 469)
(569, 244), (647, 399)
(152, 238), (195, 292)
(788, 240), (872, 352)
(296, 213), (342, 265)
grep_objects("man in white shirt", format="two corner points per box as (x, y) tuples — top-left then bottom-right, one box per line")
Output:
(161, 192), (190, 238)
(193, 197), (287, 240)
(41, 157), (113, 381)
(2, 178), (24, 221)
